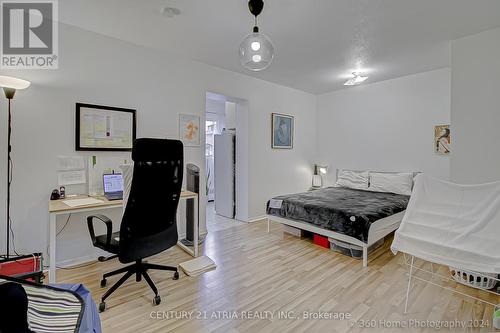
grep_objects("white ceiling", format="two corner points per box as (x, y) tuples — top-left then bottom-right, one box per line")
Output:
(60, 0), (500, 94)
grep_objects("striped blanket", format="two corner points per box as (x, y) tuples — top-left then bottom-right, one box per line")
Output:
(0, 277), (83, 333)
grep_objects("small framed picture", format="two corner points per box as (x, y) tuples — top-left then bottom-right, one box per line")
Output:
(179, 114), (200, 147)
(272, 113), (294, 149)
(434, 124), (450, 155)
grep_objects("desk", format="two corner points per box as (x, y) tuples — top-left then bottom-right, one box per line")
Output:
(48, 191), (198, 283)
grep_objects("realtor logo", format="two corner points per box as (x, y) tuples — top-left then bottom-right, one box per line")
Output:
(1, 0), (58, 69)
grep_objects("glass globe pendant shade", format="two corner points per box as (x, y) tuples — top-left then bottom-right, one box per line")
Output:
(239, 32), (275, 71)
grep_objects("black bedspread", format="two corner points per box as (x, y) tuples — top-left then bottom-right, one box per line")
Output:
(266, 187), (409, 242)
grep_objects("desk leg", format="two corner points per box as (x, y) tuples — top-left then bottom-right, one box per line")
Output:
(49, 213), (56, 283)
(194, 197), (198, 257)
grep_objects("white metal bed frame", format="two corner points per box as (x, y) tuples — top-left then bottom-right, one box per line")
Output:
(266, 214), (402, 267)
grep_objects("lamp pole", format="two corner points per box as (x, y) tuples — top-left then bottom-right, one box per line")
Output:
(5, 89), (14, 258)
(0, 77), (31, 258)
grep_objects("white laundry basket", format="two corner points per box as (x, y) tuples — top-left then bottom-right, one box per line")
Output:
(449, 267), (498, 290)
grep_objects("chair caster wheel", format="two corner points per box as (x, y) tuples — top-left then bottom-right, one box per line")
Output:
(153, 295), (161, 306)
(100, 279), (107, 287)
(99, 302), (106, 312)
(173, 271), (179, 280)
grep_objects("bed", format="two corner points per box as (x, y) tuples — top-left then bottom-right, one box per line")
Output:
(266, 186), (410, 267)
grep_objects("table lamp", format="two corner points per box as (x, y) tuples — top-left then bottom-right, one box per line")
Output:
(312, 164), (328, 189)
(0, 76), (31, 258)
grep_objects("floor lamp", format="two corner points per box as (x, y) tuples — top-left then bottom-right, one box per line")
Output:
(0, 76), (31, 258)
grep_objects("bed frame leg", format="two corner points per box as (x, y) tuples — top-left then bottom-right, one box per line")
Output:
(404, 255), (415, 314)
(362, 246), (368, 268)
(267, 218), (270, 233)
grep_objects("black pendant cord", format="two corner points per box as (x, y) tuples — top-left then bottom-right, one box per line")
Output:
(249, 0), (263, 32)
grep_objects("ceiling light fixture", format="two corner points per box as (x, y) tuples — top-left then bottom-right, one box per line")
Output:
(344, 72), (368, 86)
(160, 7), (181, 18)
(239, 0), (275, 71)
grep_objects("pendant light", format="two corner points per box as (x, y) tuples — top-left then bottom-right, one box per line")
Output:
(239, 0), (275, 71)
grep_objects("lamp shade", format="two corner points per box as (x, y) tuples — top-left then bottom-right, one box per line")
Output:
(239, 32), (275, 71)
(314, 164), (328, 175)
(312, 175), (322, 188)
(0, 76), (31, 90)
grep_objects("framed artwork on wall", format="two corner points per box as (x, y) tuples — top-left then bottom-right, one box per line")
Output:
(434, 124), (450, 155)
(179, 114), (200, 147)
(272, 113), (294, 149)
(75, 103), (136, 151)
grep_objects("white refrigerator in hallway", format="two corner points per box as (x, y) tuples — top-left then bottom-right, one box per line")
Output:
(214, 130), (235, 218)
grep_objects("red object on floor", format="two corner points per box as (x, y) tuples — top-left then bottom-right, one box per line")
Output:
(0, 254), (43, 282)
(313, 234), (330, 248)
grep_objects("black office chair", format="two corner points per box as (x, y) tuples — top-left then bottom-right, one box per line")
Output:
(87, 138), (183, 312)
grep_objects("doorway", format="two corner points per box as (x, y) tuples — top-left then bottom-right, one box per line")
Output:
(205, 92), (249, 232)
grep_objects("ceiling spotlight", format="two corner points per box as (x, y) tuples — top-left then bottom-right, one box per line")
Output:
(239, 0), (275, 71)
(344, 72), (368, 86)
(161, 7), (181, 18)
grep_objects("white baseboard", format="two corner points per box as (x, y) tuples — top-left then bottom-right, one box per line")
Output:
(246, 215), (268, 223)
(57, 254), (97, 268)
(55, 232), (210, 268)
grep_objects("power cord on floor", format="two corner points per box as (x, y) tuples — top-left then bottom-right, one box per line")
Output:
(43, 260), (98, 271)
(6, 144), (21, 256)
(57, 213), (72, 236)
(45, 214), (71, 257)
(43, 213), (109, 270)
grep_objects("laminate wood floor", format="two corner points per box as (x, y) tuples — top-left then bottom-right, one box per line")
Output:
(206, 202), (246, 233)
(58, 220), (499, 333)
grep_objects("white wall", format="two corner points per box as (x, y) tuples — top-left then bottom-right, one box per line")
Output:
(225, 102), (236, 130)
(0, 24), (316, 265)
(316, 68), (451, 184)
(234, 101), (249, 221)
(450, 27), (500, 183)
(206, 98), (226, 133)
(206, 98), (226, 115)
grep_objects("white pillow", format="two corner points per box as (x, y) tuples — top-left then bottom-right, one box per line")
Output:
(368, 172), (412, 195)
(335, 169), (369, 190)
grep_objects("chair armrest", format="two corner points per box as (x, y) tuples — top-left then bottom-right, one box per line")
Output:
(86, 215), (113, 248)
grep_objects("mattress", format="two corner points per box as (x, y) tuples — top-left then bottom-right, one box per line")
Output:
(267, 187), (409, 242)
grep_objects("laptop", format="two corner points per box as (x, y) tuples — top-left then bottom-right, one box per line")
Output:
(103, 174), (124, 201)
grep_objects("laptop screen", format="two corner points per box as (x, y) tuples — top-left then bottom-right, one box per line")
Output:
(103, 174), (123, 193)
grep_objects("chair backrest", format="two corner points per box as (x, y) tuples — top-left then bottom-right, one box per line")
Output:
(119, 138), (184, 263)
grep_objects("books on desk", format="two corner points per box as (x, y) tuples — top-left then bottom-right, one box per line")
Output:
(179, 256), (216, 277)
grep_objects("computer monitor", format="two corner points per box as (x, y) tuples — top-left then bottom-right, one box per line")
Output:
(103, 174), (123, 194)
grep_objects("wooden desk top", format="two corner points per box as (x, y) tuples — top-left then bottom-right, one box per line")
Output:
(49, 191), (198, 213)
